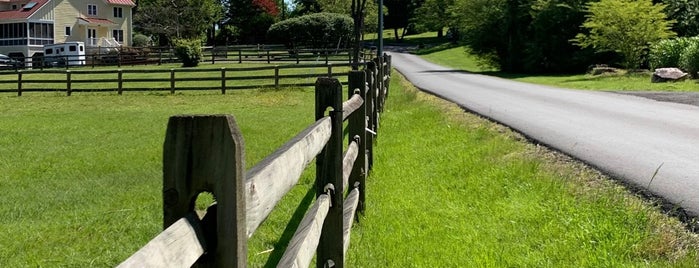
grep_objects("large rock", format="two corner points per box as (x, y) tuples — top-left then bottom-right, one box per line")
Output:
(652, 68), (688, 83)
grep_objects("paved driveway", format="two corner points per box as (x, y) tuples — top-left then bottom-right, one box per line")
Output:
(391, 52), (699, 217)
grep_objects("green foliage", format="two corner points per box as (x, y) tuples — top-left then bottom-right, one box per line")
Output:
(679, 41), (699, 78)
(131, 34), (152, 47)
(134, 0), (222, 43)
(267, 13), (353, 48)
(226, 0), (279, 43)
(451, 0), (593, 73)
(173, 39), (202, 67)
(413, 0), (455, 36)
(573, 0), (676, 69)
(660, 0), (699, 37)
(648, 37), (699, 69)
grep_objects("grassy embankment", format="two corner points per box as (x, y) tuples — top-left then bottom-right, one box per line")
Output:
(1, 62), (698, 266)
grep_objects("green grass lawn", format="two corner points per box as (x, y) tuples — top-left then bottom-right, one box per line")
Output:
(2, 66), (699, 266)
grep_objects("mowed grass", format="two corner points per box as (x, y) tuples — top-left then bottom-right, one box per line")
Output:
(417, 42), (699, 92)
(346, 73), (699, 266)
(1, 67), (699, 266)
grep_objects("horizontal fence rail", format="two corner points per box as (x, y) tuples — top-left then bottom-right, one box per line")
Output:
(1, 45), (375, 70)
(119, 54), (391, 268)
(0, 63), (363, 96)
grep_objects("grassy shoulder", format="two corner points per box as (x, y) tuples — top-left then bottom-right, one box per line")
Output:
(416, 41), (699, 92)
(346, 71), (699, 266)
(1, 68), (698, 266)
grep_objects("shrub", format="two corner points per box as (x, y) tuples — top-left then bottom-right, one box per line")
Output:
(679, 41), (699, 78)
(173, 38), (202, 67)
(132, 34), (152, 47)
(648, 37), (698, 70)
(573, 0), (676, 70)
(267, 13), (353, 48)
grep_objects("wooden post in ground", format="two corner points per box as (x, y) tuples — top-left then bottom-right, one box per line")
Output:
(221, 67), (227, 94)
(364, 61), (376, 170)
(315, 78), (344, 268)
(66, 70), (72, 96)
(118, 69), (123, 95)
(348, 70), (367, 213)
(162, 115), (247, 268)
(17, 71), (22, 96)
(170, 69), (175, 94)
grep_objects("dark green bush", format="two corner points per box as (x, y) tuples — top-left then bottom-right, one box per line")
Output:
(173, 38), (202, 67)
(679, 40), (699, 78)
(267, 13), (353, 48)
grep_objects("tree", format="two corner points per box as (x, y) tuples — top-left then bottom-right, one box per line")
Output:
(134, 0), (222, 45)
(226, 0), (280, 43)
(573, 0), (676, 69)
(383, 0), (422, 40)
(658, 0), (699, 37)
(413, 0), (454, 37)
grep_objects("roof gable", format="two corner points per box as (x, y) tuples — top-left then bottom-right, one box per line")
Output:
(0, 0), (49, 20)
(105, 0), (135, 7)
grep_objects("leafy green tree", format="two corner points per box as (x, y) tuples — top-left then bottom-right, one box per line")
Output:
(573, 0), (676, 69)
(267, 13), (353, 48)
(225, 0), (280, 43)
(134, 0), (222, 44)
(657, 0), (699, 36)
(413, 0), (454, 37)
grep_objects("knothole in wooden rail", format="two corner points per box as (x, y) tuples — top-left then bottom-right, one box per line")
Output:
(162, 114), (246, 268)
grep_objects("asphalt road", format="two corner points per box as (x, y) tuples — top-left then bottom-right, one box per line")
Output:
(390, 52), (699, 217)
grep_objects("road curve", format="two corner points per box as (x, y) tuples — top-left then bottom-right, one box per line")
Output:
(390, 52), (699, 217)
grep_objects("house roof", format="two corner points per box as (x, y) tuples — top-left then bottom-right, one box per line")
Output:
(78, 17), (116, 25)
(106, 0), (135, 7)
(0, 0), (49, 20)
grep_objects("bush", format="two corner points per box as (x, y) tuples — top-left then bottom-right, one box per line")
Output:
(648, 37), (697, 70)
(173, 38), (202, 67)
(132, 34), (152, 47)
(679, 41), (699, 78)
(267, 13), (353, 49)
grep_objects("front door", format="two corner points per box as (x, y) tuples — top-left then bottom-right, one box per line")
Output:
(87, 28), (97, 46)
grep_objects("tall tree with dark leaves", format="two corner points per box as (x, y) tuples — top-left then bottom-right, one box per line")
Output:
(134, 0), (222, 45)
(227, 0), (280, 43)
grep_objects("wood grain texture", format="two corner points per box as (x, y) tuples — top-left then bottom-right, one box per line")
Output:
(276, 194), (331, 268)
(341, 94), (363, 121)
(245, 117), (332, 237)
(117, 214), (205, 268)
(162, 115), (247, 267)
(341, 141), (359, 191)
(342, 188), (359, 255)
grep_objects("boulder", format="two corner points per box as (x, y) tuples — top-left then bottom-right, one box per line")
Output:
(652, 68), (688, 83)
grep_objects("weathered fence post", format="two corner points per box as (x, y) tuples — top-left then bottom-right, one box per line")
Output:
(17, 70), (22, 96)
(66, 70), (72, 96)
(274, 65), (280, 89)
(170, 69), (175, 94)
(364, 61), (376, 170)
(315, 78), (344, 268)
(238, 50), (242, 64)
(348, 71), (367, 213)
(327, 63), (333, 78)
(162, 115), (247, 267)
(221, 67), (227, 95)
(118, 69), (123, 95)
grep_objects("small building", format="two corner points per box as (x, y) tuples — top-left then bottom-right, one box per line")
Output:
(0, 0), (135, 65)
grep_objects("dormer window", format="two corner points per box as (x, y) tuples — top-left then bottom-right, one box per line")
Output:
(88, 4), (97, 16)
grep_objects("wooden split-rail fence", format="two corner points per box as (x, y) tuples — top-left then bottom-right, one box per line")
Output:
(117, 55), (391, 268)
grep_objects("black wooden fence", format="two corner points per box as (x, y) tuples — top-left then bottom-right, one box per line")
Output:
(0, 63), (361, 96)
(116, 55), (391, 267)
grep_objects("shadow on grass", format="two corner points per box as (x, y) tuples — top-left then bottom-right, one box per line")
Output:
(262, 186), (316, 267)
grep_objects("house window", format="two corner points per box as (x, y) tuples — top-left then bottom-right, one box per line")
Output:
(113, 30), (123, 43)
(65, 26), (71, 36)
(113, 7), (123, 18)
(88, 4), (97, 16)
(11, 4), (17, 10)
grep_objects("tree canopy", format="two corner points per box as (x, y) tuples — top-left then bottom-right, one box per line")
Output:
(134, 0), (222, 44)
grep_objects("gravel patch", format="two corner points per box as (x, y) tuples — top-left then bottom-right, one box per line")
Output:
(612, 91), (699, 107)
